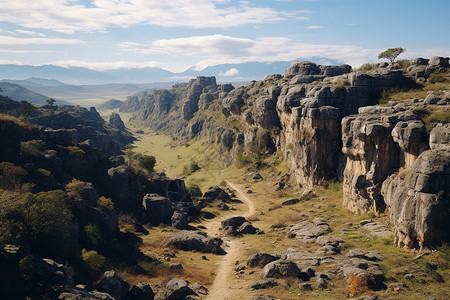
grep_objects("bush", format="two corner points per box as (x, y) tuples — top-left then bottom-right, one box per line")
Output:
(235, 154), (254, 169)
(185, 162), (200, 175)
(0, 162), (28, 190)
(84, 223), (103, 247)
(81, 248), (106, 277)
(98, 196), (114, 211)
(66, 146), (85, 160)
(137, 154), (156, 172)
(20, 139), (46, 158)
(428, 73), (447, 83)
(187, 184), (202, 199)
(358, 63), (374, 72)
(346, 273), (369, 294)
(0, 190), (74, 258)
(286, 143), (294, 150)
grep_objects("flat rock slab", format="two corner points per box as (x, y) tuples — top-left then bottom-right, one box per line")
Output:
(286, 217), (332, 243)
(164, 231), (223, 253)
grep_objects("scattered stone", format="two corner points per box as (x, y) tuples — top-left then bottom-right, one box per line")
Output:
(253, 173), (263, 181)
(251, 279), (279, 290)
(128, 282), (155, 300)
(299, 283), (313, 291)
(217, 202), (230, 211)
(404, 273), (415, 280)
(238, 222), (258, 234)
(388, 282), (407, 291)
(359, 219), (373, 226)
(203, 185), (231, 202)
(96, 270), (130, 300)
(165, 278), (197, 300)
(286, 218), (332, 243)
(191, 282), (208, 296)
(315, 236), (346, 248)
(171, 211), (188, 230)
(169, 263), (183, 271)
(281, 198), (300, 206)
(315, 277), (328, 289)
(247, 252), (278, 268)
(262, 261), (309, 280)
(164, 231), (223, 253)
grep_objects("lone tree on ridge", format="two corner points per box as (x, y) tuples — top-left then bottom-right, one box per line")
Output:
(378, 47), (406, 65)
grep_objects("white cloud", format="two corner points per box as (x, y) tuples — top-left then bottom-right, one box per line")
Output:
(0, 35), (81, 45)
(50, 60), (166, 71)
(307, 25), (323, 29)
(15, 29), (46, 37)
(219, 68), (240, 76)
(0, 0), (310, 33)
(118, 34), (382, 69)
(0, 49), (62, 53)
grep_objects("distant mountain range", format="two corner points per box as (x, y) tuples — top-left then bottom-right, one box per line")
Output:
(0, 57), (343, 106)
(0, 57), (342, 85)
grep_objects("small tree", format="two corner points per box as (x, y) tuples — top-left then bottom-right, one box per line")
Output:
(378, 47), (406, 65)
(46, 98), (56, 106)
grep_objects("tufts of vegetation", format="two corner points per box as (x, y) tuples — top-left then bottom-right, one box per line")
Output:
(186, 184), (202, 200)
(137, 154), (156, 172)
(67, 146), (85, 160)
(20, 139), (46, 158)
(0, 162), (28, 190)
(98, 196), (114, 211)
(81, 248), (106, 277)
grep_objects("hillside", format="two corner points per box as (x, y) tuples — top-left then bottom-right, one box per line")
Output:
(0, 81), (67, 105)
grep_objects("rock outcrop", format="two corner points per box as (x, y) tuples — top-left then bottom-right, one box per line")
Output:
(164, 231), (223, 253)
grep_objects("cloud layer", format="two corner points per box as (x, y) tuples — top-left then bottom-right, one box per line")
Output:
(0, 0), (309, 33)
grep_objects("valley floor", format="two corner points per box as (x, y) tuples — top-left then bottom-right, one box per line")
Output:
(121, 126), (450, 300)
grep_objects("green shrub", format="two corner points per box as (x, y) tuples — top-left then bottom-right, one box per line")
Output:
(188, 162), (200, 174)
(0, 162), (28, 190)
(187, 184), (202, 199)
(286, 143), (294, 150)
(137, 154), (156, 172)
(98, 196), (114, 211)
(428, 73), (447, 83)
(84, 223), (103, 247)
(358, 63), (374, 72)
(20, 139), (46, 158)
(66, 146), (85, 160)
(235, 154), (254, 169)
(0, 190), (74, 258)
(81, 248), (106, 276)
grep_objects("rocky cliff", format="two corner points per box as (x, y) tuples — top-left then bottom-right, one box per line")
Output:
(125, 57), (449, 249)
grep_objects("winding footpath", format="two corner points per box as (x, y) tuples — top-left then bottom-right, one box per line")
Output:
(206, 181), (255, 300)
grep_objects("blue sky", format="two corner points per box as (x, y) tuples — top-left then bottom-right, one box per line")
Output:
(0, 0), (449, 73)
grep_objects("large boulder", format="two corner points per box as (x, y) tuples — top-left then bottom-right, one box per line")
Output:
(247, 252), (279, 268)
(262, 261), (309, 280)
(96, 270), (130, 300)
(203, 185), (231, 202)
(142, 194), (173, 225)
(165, 278), (197, 300)
(285, 61), (321, 77)
(164, 231), (223, 253)
(171, 211), (188, 230)
(286, 218), (332, 243)
(128, 281), (155, 300)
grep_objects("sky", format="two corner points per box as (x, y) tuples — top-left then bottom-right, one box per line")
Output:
(0, 0), (449, 73)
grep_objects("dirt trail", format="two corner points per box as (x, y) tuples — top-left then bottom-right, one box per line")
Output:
(206, 181), (255, 300)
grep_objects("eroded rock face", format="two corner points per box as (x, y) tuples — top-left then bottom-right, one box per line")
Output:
(382, 148), (450, 250)
(341, 104), (428, 215)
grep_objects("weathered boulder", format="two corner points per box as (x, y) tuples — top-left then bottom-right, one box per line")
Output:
(251, 279), (279, 289)
(221, 216), (247, 229)
(164, 231), (223, 253)
(247, 252), (279, 268)
(58, 287), (114, 299)
(286, 218), (332, 243)
(203, 185), (231, 202)
(96, 270), (130, 300)
(142, 194), (173, 225)
(320, 65), (352, 77)
(128, 282), (154, 300)
(429, 123), (450, 150)
(285, 61), (321, 77)
(171, 211), (188, 229)
(165, 278), (197, 300)
(281, 198), (300, 206)
(428, 56), (449, 67)
(262, 261), (309, 280)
